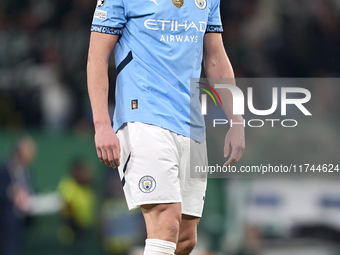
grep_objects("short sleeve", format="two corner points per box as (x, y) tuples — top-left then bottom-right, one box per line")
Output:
(91, 0), (127, 35)
(206, 0), (223, 33)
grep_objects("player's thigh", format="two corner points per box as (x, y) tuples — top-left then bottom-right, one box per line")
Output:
(141, 203), (182, 242)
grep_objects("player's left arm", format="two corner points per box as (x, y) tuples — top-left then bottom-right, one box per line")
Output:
(203, 32), (245, 166)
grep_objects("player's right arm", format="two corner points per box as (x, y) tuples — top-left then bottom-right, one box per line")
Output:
(87, 32), (120, 168)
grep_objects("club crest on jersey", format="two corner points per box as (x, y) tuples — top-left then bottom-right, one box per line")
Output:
(195, 0), (206, 9)
(139, 176), (156, 193)
(97, 0), (105, 7)
(172, 0), (184, 9)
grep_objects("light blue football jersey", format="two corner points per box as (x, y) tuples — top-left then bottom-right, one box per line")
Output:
(91, 0), (223, 143)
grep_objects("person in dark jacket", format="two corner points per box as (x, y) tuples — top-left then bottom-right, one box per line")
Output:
(0, 136), (36, 255)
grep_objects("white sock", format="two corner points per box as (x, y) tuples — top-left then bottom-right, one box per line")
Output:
(143, 239), (177, 255)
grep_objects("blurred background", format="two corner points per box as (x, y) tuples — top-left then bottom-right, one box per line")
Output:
(0, 0), (340, 255)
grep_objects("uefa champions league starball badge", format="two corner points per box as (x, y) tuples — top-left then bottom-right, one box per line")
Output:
(195, 0), (206, 9)
(97, 0), (105, 7)
(139, 176), (156, 193)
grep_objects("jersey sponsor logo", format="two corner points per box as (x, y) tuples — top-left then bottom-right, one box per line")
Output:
(195, 0), (206, 9)
(160, 34), (198, 43)
(144, 19), (206, 43)
(94, 10), (107, 20)
(139, 176), (156, 193)
(144, 19), (207, 32)
(97, 0), (105, 7)
(172, 0), (184, 9)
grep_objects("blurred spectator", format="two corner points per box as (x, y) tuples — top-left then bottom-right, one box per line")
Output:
(57, 159), (96, 254)
(0, 135), (37, 255)
(27, 46), (75, 132)
(100, 170), (145, 255)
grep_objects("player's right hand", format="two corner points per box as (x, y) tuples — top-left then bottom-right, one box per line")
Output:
(95, 125), (121, 169)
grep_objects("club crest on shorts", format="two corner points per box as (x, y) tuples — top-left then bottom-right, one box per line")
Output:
(97, 0), (105, 7)
(195, 0), (206, 9)
(139, 176), (156, 193)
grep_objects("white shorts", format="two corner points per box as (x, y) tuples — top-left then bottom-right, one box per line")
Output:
(116, 122), (208, 217)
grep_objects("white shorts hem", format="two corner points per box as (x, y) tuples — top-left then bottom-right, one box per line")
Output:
(182, 210), (202, 218)
(129, 200), (182, 210)
(129, 202), (203, 218)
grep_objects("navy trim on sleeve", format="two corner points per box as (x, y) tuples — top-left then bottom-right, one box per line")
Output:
(206, 25), (223, 33)
(91, 25), (123, 35)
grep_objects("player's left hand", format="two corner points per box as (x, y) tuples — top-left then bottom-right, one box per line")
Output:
(223, 125), (245, 166)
